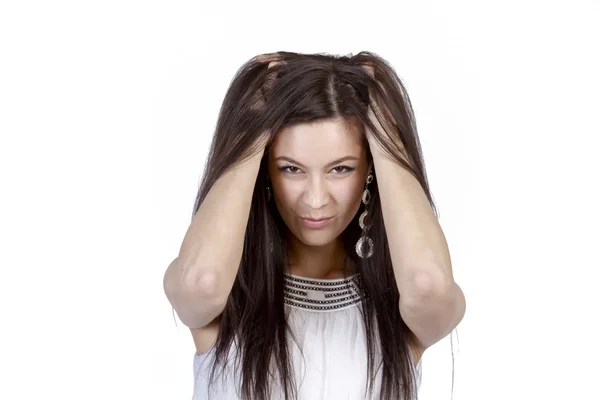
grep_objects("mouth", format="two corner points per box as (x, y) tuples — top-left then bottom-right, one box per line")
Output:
(300, 217), (332, 229)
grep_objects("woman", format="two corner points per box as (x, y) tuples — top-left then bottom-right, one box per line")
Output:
(164, 51), (466, 400)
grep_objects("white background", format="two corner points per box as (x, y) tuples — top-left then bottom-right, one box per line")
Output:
(1, 0), (599, 399)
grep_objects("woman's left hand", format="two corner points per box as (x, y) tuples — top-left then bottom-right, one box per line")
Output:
(361, 65), (407, 161)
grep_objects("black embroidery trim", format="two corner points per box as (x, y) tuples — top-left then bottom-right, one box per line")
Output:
(283, 273), (365, 311)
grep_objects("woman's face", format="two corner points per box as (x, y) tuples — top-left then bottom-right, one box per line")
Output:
(267, 117), (370, 248)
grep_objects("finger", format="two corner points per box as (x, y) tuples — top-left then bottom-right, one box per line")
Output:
(267, 61), (281, 69)
(254, 53), (281, 65)
(362, 64), (375, 78)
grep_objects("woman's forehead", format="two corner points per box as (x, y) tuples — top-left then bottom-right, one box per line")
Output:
(272, 118), (364, 156)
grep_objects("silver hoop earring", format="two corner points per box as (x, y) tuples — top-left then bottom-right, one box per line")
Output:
(356, 171), (374, 259)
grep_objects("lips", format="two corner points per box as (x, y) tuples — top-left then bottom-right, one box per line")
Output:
(301, 216), (332, 229)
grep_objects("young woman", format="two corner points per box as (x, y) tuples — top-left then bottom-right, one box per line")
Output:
(164, 51), (466, 400)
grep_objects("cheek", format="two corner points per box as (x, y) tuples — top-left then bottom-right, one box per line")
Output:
(273, 181), (301, 211)
(332, 180), (364, 212)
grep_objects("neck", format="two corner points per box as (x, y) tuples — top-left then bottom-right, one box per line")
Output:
(285, 233), (354, 280)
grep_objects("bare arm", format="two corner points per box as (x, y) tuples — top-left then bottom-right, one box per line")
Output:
(368, 147), (465, 350)
(365, 83), (465, 351)
(163, 144), (266, 329)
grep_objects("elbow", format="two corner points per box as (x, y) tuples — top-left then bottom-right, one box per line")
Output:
(413, 272), (447, 296)
(402, 270), (452, 306)
(164, 259), (229, 324)
(188, 268), (220, 297)
(180, 265), (230, 307)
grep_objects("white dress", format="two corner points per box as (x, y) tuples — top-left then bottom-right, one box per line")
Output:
(192, 273), (422, 399)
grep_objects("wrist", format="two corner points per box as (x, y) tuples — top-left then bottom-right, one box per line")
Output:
(366, 131), (388, 157)
(367, 133), (410, 165)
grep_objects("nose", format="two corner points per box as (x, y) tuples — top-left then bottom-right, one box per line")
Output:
(302, 175), (329, 210)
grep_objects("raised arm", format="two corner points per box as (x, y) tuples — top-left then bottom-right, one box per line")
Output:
(163, 56), (283, 329)
(363, 64), (466, 352)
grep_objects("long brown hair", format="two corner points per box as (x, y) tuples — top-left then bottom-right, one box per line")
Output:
(192, 51), (445, 399)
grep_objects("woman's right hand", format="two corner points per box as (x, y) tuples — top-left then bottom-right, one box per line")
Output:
(246, 53), (287, 150)
(254, 52), (284, 68)
(248, 53), (285, 112)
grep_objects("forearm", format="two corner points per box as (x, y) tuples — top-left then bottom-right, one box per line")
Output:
(370, 146), (453, 297)
(178, 147), (265, 298)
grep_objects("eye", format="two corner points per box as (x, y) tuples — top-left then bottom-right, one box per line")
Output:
(279, 165), (302, 174)
(331, 165), (355, 174)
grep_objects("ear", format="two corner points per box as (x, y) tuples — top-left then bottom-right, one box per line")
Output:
(366, 158), (374, 176)
(363, 164), (374, 184)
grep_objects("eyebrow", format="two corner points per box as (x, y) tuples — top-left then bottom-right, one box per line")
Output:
(274, 156), (359, 169)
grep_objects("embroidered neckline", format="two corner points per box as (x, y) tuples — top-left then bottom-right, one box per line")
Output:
(283, 272), (365, 311)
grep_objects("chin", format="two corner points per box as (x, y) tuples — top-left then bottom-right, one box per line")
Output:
(299, 236), (335, 247)
(293, 228), (340, 247)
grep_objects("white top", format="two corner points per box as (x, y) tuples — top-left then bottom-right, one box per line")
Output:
(192, 273), (422, 399)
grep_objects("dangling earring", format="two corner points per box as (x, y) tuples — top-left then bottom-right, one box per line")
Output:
(266, 185), (272, 201)
(356, 170), (374, 259)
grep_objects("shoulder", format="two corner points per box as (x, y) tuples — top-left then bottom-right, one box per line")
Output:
(190, 315), (221, 355)
(407, 331), (425, 368)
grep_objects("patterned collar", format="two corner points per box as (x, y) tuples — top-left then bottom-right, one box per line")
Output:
(283, 272), (364, 312)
